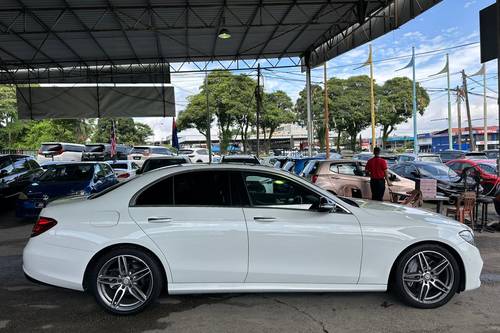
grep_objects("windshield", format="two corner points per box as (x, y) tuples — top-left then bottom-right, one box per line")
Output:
(39, 164), (94, 182)
(110, 163), (128, 170)
(131, 147), (150, 154)
(143, 159), (186, 171)
(40, 144), (62, 152)
(85, 144), (105, 152)
(418, 164), (457, 178)
(420, 155), (441, 163)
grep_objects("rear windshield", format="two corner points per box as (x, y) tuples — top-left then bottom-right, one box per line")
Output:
(131, 147), (150, 154)
(110, 163), (128, 170)
(40, 144), (62, 152)
(420, 155), (441, 163)
(39, 164), (94, 182)
(222, 157), (259, 164)
(178, 149), (194, 155)
(85, 144), (106, 152)
(144, 158), (186, 171)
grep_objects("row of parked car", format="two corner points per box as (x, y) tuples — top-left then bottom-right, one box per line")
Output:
(36, 142), (211, 165)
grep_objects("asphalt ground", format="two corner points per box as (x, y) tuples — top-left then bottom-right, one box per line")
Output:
(0, 203), (499, 333)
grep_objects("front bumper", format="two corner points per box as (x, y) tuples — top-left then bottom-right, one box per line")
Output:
(456, 241), (483, 291)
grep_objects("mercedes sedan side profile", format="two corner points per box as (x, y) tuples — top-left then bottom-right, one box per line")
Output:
(23, 164), (482, 315)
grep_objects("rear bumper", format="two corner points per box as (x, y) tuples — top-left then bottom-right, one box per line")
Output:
(23, 238), (92, 291)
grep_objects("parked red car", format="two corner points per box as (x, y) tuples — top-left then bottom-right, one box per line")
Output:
(446, 159), (499, 196)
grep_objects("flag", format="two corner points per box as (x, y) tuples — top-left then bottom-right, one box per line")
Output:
(396, 53), (414, 71)
(110, 120), (117, 158)
(354, 44), (373, 70)
(172, 117), (179, 150)
(429, 56), (448, 76)
(468, 64), (485, 77)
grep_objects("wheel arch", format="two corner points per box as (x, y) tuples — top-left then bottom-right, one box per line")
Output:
(388, 240), (466, 292)
(82, 243), (169, 292)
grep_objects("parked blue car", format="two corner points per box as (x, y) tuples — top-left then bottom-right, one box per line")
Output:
(16, 162), (118, 218)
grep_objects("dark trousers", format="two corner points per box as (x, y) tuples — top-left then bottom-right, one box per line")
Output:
(370, 179), (385, 201)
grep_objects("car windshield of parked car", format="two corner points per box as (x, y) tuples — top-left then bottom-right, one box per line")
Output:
(110, 163), (128, 170)
(39, 164), (94, 182)
(222, 157), (259, 164)
(85, 144), (106, 152)
(420, 155), (441, 163)
(178, 149), (194, 155)
(131, 147), (150, 154)
(418, 164), (457, 178)
(478, 163), (497, 175)
(144, 159), (186, 171)
(40, 144), (62, 152)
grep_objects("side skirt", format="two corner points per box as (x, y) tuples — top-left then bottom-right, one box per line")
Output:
(168, 283), (387, 294)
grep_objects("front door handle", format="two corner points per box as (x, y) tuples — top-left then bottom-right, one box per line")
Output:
(253, 216), (276, 222)
(148, 217), (172, 223)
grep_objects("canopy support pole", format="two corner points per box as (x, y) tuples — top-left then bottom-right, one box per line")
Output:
(306, 63), (313, 157)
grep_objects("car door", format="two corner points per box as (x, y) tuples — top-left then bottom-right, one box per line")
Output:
(240, 171), (362, 284)
(128, 170), (248, 283)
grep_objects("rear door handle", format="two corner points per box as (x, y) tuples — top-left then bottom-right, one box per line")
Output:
(253, 216), (276, 222)
(147, 217), (172, 223)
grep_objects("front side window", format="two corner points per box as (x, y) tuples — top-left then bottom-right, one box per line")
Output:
(243, 172), (319, 210)
(479, 164), (496, 175)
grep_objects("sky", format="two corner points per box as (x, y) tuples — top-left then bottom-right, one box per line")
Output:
(137, 0), (499, 142)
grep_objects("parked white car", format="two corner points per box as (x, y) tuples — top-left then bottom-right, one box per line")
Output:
(23, 165), (482, 315)
(178, 148), (210, 163)
(36, 142), (85, 163)
(106, 160), (141, 181)
(128, 146), (173, 166)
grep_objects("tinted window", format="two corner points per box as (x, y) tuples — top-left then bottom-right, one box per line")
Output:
(197, 149), (209, 155)
(243, 172), (319, 210)
(135, 177), (173, 206)
(479, 164), (497, 175)
(131, 147), (150, 154)
(101, 163), (114, 176)
(152, 147), (172, 155)
(11, 158), (30, 173)
(174, 171), (230, 206)
(178, 149), (194, 155)
(403, 165), (418, 177)
(85, 144), (106, 152)
(0, 156), (14, 176)
(40, 164), (94, 181)
(110, 163), (128, 170)
(143, 158), (186, 172)
(418, 164), (457, 177)
(40, 144), (62, 152)
(419, 155), (441, 163)
(27, 159), (40, 170)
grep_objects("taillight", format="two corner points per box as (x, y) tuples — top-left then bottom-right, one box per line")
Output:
(31, 217), (57, 237)
(117, 172), (130, 179)
(311, 175), (318, 183)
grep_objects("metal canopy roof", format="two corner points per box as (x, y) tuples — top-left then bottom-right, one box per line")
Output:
(0, 0), (440, 83)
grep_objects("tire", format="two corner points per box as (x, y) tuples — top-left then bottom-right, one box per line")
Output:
(88, 247), (163, 315)
(393, 244), (460, 309)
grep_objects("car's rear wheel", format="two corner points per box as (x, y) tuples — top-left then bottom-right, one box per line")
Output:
(89, 248), (163, 315)
(393, 244), (460, 308)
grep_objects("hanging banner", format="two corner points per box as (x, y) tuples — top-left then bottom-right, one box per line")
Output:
(16, 85), (175, 119)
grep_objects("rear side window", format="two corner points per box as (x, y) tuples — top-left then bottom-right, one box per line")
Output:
(85, 144), (106, 152)
(174, 171), (229, 206)
(135, 177), (174, 206)
(40, 144), (62, 152)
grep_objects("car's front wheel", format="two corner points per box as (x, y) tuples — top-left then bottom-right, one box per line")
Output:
(89, 248), (163, 315)
(393, 244), (460, 308)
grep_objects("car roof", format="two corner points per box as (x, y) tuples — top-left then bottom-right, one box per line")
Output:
(144, 156), (189, 160)
(222, 154), (256, 159)
(41, 142), (85, 146)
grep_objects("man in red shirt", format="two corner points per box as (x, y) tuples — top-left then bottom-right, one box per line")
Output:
(365, 147), (392, 201)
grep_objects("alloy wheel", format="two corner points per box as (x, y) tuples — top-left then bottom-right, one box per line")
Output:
(96, 255), (154, 312)
(401, 250), (454, 305)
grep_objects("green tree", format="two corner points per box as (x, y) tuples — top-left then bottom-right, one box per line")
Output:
(377, 77), (430, 148)
(0, 85), (30, 148)
(178, 71), (256, 154)
(92, 118), (153, 145)
(262, 90), (294, 151)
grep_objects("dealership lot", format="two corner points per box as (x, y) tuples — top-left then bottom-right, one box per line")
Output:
(1, 206), (499, 333)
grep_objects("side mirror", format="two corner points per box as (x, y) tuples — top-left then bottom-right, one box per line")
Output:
(318, 196), (336, 212)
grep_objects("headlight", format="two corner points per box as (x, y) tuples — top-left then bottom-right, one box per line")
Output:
(18, 192), (28, 200)
(459, 230), (475, 246)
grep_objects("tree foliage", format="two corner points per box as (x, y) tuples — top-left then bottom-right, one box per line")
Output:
(92, 118), (153, 145)
(261, 90), (294, 151)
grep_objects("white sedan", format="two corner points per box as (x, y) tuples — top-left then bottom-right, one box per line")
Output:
(23, 165), (482, 315)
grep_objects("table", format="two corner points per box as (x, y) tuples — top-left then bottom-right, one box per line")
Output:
(428, 195), (449, 214)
